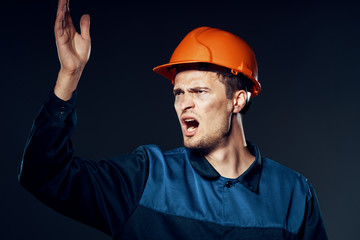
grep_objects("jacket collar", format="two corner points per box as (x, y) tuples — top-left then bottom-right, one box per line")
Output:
(187, 141), (262, 193)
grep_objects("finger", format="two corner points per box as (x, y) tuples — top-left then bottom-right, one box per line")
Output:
(56, 0), (66, 17)
(80, 14), (91, 40)
(65, 8), (74, 27)
(62, 0), (73, 27)
(54, 1), (66, 36)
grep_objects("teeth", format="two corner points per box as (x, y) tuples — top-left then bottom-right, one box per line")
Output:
(187, 127), (196, 132)
(185, 119), (195, 122)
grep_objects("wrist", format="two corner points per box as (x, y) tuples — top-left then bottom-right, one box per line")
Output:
(54, 69), (82, 101)
(59, 67), (83, 79)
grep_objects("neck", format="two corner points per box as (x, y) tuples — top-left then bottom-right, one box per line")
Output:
(204, 114), (255, 179)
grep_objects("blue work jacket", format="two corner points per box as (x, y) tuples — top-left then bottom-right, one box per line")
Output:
(19, 90), (327, 239)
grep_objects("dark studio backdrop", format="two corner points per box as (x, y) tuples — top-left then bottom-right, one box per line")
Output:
(1, 0), (359, 239)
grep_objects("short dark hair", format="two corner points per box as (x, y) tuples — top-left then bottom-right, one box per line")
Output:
(216, 72), (253, 115)
(175, 63), (254, 114)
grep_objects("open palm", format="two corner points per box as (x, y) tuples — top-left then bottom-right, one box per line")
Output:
(55, 0), (91, 74)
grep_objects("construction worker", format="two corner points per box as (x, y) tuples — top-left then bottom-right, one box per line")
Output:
(18, 0), (327, 239)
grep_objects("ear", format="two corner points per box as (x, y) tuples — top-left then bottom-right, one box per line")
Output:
(232, 90), (248, 113)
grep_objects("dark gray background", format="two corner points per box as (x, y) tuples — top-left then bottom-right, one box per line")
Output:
(1, 0), (359, 239)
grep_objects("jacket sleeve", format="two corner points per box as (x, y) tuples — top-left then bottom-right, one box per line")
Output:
(18, 89), (149, 235)
(299, 182), (328, 240)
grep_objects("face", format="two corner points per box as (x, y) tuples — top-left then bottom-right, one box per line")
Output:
(173, 70), (234, 152)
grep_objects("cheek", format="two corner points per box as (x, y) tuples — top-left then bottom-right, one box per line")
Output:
(215, 101), (233, 123)
(202, 102), (231, 128)
(174, 102), (181, 116)
(202, 98), (232, 115)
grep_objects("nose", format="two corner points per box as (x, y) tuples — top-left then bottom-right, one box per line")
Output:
(177, 93), (195, 112)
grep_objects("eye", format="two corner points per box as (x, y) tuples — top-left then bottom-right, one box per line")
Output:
(196, 89), (207, 95)
(173, 90), (184, 96)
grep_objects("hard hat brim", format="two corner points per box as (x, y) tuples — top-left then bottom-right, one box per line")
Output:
(153, 61), (261, 96)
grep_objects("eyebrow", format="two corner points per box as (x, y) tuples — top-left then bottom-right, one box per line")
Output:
(188, 87), (210, 92)
(173, 87), (210, 94)
(173, 88), (183, 95)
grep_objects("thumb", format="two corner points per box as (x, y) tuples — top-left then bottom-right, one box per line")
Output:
(80, 14), (91, 40)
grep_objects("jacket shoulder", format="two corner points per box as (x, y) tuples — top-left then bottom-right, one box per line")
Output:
(262, 157), (312, 199)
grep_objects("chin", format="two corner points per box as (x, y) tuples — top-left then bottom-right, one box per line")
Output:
(183, 138), (216, 155)
(183, 138), (200, 149)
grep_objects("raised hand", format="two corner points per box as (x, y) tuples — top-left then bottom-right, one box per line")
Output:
(54, 0), (91, 100)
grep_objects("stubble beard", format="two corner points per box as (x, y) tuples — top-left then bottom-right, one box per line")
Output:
(183, 121), (231, 155)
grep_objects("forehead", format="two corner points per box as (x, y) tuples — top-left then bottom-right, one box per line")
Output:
(174, 70), (220, 88)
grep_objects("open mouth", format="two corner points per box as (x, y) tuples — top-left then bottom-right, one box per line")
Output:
(183, 118), (199, 135)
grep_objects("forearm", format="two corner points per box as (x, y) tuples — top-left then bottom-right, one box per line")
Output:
(18, 89), (111, 232)
(18, 88), (150, 234)
(19, 88), (77, 190)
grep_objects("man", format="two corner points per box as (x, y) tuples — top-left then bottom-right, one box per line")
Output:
(19, 0), (328, 239)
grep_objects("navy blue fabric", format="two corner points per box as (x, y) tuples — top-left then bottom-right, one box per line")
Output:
(19, 90), (328, 239)
(140, 144), (311, 233)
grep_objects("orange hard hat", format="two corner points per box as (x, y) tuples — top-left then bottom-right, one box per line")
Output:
(153, 26), (261, 96)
